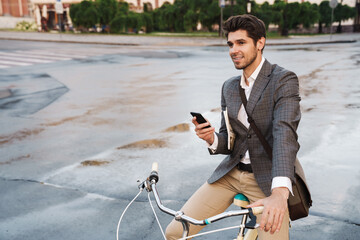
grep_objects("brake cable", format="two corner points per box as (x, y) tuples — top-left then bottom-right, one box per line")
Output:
(116, 188), (143, 240)
(147, 192), (167, 240)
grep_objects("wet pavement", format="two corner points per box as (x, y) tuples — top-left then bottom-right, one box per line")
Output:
(0, 33), (360, 240)
(0, 31), (358, 46)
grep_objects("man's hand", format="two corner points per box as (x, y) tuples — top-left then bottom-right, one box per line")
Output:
(247, 187), (289, 234)
(192, 117), (215, 145)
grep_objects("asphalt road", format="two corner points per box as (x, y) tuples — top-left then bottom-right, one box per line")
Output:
(1, 35), (360, 240)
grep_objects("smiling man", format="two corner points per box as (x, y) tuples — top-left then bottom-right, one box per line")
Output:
(166, 14), (302, 240)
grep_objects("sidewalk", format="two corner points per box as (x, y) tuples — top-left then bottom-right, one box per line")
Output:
(0, 30), (359, 46)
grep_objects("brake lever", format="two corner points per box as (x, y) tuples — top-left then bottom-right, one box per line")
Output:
(245, 209), (257, 229)
(138, 179), (153, 192)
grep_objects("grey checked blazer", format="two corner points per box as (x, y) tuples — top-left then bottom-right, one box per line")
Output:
(208, 59), (301, 197)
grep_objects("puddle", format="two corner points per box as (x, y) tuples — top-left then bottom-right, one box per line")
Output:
(81, 160), (110, 166)
(163, 123), (190, 132)
(0, 73), (69, 116)
(0, 128), (44, 145)
(117, 138), (168, 149)
(123, 50), (192, 59)
(345, 103), (360, 109)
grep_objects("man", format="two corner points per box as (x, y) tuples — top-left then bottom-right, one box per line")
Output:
(166, 14), (301, 240)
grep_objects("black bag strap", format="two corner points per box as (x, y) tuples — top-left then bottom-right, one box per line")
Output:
(239, 84), (273, 160)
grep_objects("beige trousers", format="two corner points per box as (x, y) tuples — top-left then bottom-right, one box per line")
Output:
(165, 167), (289, 240)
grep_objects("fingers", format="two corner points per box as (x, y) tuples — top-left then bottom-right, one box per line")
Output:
(196, 126), (215, 142)
(192, 117), (211, 128)
(256, 195), (287, 234)
(275, 209), (285, 233)
(192, 117), (213, 135)
(265, 208), (279, 234)
(259, 208), (269, 232)
(260, 206), (286, 234)
(191, 117), (198, 126)
(247, 199), (263, 208)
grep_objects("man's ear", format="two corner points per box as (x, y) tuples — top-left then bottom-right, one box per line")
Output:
(257, 37), (266, 52)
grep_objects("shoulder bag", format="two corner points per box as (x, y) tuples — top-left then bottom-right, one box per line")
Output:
(239, 85), (312, 221)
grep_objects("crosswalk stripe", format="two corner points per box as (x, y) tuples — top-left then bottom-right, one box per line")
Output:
(0, 54), (53, 64)
(3, 51), (72, 61)
(20, 50), (88, 59)
(0, 47), (107, 68)
(0, 60), (32, 66)
(14, 51), (74, 60)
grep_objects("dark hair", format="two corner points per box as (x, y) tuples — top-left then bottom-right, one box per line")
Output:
(223, 14), (266, 46)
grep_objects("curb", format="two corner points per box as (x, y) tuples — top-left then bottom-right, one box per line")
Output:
(0, 37), (140, 46)
(209, 40), (357, 47)
(0, 34), (358, 47)
(266, 40), (357, 46)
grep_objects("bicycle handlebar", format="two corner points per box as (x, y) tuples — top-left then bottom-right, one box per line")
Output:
(146, 162), (264, 227)
(149, 162), (159, 183)
(152, 162), (159, 172)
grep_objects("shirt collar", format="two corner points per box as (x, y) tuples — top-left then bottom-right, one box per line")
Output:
(240, 56), (265, 89)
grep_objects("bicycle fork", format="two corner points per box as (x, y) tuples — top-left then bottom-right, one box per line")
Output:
(235, 214), (248, 240)
(235, 209), (258, 240)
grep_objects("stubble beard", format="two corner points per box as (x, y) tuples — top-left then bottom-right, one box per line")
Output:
(233, 49), (258, 70)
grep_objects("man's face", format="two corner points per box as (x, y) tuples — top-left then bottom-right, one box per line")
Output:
(227, 29), (262, 71)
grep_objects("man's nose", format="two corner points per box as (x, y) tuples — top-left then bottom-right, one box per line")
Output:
(230, 44), (240, 54)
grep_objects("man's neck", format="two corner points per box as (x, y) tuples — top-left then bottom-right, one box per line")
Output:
(243, 55), (263, 85)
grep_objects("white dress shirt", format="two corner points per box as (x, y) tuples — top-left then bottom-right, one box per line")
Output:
(209, 57), (293, 194)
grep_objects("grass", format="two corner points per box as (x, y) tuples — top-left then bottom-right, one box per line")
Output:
(146, 31), (220, 37)
(2, 28), (326, 39)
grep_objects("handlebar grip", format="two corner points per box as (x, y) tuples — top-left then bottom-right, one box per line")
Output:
(251, 206), (264, 215)
(152, 162), (159, 173)
(149, 162), (159, 183)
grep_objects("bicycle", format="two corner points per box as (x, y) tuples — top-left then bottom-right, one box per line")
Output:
(116, 162), (263, 240)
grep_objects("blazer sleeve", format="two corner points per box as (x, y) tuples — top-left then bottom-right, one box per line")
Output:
(272, 70), (301, 181)
(210, 82), (232, 155)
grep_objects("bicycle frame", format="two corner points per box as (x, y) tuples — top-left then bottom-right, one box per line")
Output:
(116, 163), (263, 240)
(142, 172), (263, 240)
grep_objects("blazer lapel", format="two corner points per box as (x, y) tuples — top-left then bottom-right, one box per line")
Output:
(247, 60), (272, 115)
(228, 77), (248, 131)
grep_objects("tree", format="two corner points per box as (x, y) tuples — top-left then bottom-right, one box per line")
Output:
(272, 0), (286, 35)
(223, 0), (246, 20)
(318, 1), (332, 33)
(70, 1), (98, 31)
(298, 2), (320, 29)
(69, 3), (80, 27)
(184, 9), (198, 31)
(198, 0), (220, 31)
(163, 3), (177, 31)
(253, 1), (272, 30)
(125, 12), (144, 32)
(118, 1), (130, 14)
(110, 14), (126, 33)
(142, 12), (154, 33)
(334, 2), (356, 33)
(271, 0), (318, 36)
(96, 0), (118, 32)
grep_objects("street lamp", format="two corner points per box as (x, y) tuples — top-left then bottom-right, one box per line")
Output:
(55, 0), (63, 32)
(329, 0), (338, 40)
(247, 0), (252, 14)
(219, 0), (225, 37)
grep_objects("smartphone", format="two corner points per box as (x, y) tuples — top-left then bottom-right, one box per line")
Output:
(190, 112), (210, 128)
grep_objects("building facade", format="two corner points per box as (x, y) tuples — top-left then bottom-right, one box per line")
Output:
(29, 0), (174, 31)
(0, 0), (31, 17)
(126, 0), (173, 12)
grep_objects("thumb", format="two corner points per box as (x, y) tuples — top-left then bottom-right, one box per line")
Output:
(247, 199), (264, 208)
